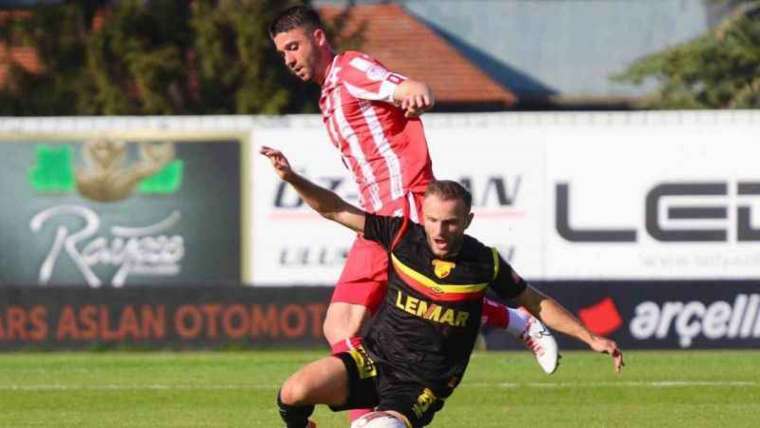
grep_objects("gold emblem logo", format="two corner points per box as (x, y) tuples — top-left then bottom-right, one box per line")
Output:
(432, 259), (456, 279)
(412, 388), (438, 418)
(76, 139), (175, 202)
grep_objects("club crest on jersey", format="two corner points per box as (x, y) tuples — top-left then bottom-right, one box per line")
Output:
(366, 64), (389, 82)
(432, 259), (456, 279)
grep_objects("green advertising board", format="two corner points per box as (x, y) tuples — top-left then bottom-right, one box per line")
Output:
(0, 138), (241, 287)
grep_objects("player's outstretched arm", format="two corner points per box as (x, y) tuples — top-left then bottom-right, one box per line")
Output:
(514, 286), (625, 374)
(259, 146), (366, 233)
(393, 79), (435, 118)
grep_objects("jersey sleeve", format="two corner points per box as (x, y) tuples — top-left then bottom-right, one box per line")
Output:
(339, 53), (407, 103)
(489, 248), (528, 300)
(363, 213), (404, 250)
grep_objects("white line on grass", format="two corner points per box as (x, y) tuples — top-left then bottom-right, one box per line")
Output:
(465, 381), (757, 389)
(0, 381), (755, 392)
(0, 384), (278, 391)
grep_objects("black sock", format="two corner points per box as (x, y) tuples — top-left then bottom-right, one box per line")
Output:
(277, 390), (315, 428)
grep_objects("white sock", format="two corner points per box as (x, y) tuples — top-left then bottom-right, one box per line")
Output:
(504, 307), (530, 337)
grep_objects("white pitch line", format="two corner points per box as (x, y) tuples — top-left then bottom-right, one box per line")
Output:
(463, 381), (757, 389)
(0, 381), (756, 392)
(0, 384), (280, 391)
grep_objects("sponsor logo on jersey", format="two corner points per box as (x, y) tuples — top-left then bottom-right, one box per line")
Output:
(394, 290), (470, 327)
(412, 388), (439, 418)
(391, 254), (488, 302)
(348, 344), (377, 379)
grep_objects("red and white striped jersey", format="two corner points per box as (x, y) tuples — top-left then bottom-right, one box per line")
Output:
(319, 51), (434, 217)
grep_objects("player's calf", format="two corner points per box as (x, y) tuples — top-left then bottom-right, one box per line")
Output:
(278, 356), (353, 427)
(277, 389), (315, 428)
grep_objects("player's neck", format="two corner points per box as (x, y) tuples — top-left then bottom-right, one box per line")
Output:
(316, 51), (337, 86)
(434, 243), (463, 261)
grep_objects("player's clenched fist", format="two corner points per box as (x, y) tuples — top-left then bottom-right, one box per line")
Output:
(401, 93), (433, 118)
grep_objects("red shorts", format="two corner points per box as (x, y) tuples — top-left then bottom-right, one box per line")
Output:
(331, 192), (425, 313)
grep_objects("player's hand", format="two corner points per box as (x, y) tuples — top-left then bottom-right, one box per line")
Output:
(589, 335), (624, 374)
(259, 146), (295, 182)
(401, 93), (434, 118)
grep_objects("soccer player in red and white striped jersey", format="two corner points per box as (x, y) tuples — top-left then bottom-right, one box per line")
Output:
(318, 50), (433, 220)
(269, 6), (559, 421)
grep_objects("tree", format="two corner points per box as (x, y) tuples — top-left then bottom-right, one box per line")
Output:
(0, 0), (362, 115)
(0, 2), (99, 114)
(616, 0), (760, 108)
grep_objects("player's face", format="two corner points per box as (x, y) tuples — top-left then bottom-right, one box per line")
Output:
(422, 194), (473, 259)
(273, 26), (326, 83)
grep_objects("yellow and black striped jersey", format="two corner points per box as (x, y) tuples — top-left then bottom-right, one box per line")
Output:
(362, 214), (526, 397)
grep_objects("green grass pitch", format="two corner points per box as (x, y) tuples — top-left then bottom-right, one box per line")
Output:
(1, 350), (758, 427)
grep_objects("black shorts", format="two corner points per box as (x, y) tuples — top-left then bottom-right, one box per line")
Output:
(331, 345), (447, 428)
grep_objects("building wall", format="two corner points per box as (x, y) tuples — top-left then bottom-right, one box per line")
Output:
(317, 0), (718, 100)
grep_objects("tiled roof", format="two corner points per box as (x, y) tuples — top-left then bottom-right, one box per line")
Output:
(0, 5), (516, 108)
(0, 9), (116, 89)
(0, 11), (41, 89)
(0, 44), (42, 89)
(320, 4), (516, 107)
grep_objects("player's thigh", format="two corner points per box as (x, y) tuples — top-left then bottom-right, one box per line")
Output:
(324, 302), (371, 341)
(329, 236), (389, 313)
(382, 192), (425, 224)
(280, 356), (349, 406)
(410, 191), (425, 223)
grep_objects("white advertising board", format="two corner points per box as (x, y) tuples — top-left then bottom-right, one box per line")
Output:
(249, 117), (358, 285)
(248, 111), (760, 284)
(542, 115), (760, 279)
(423, 118), (546, 277)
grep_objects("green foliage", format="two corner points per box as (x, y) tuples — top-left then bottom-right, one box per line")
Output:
(0, 1), (359, 115)
(189, 0), (304, 114)
(0, 3), (94, 114)
(83, 0), (193, 114)
(616, 1), (760, 108)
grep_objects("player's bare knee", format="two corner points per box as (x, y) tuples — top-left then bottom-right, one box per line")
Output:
(322, 317), (342, 344)
(323, 321), (358, 344)
(280, 375), (310, 405)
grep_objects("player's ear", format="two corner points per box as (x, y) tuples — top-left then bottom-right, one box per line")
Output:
(464, 212), (474, 230)
(313, 27), (328, 46)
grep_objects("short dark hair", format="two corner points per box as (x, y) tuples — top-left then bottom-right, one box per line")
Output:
(424, 180), (472, 213)
(269, 5), (324, 38)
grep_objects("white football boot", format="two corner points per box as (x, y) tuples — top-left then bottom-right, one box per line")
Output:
(520, 315), (560, 375)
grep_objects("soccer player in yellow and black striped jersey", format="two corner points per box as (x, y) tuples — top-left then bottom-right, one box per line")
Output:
(261, 146), (624, 428)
